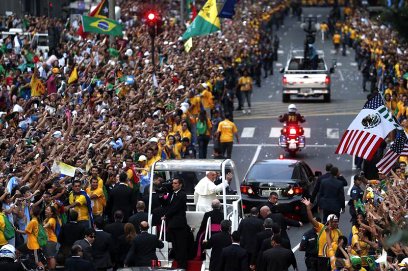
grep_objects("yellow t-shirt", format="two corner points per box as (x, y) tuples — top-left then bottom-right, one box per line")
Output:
(351, 234), (370, 257)
(0, 214), (7, 246)
(86, 187), (106, 216)
(189, 96), (202, 115)
(333, 34), (341, 45)
(201, 89), (214, 109)
(69, 193), (90, 221)
(26, 218), (40, 250)
(180, 129), (192, 141)
(315, 222), (342, 257)
(320, 23), (328, 32)
(45, 217), (58, 243)
(217, 119), (238, 143)
(239, 76), (253, 92)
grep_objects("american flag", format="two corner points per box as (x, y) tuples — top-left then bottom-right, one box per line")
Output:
(336, 94), (400, 160)
(376, 132), (408, 174)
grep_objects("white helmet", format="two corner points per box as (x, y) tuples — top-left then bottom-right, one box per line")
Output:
(0, 244), (16, 260)
(288, 104), (297, 113)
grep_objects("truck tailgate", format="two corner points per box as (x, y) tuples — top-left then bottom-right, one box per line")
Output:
(285, 73), (327, 89)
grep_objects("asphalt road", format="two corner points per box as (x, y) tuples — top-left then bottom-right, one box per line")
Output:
(228, 7), (368, 271)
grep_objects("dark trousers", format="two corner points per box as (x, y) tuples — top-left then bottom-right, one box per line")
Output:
(317, 257), (331, 271)
(362, 75), (369, 92)
(220, 142), (233, 159)
(305, 256), (318, 271)
(236, 89), (243, 109)
(322, 209), (340, 224)
(169, 227), (189, 268)
(198, 135), (210, 159)
(242, 91), (251, 108)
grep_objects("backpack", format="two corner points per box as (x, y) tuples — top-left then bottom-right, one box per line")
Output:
(197, 120), (207, 135)
(1, 214), (15, 240)
(37, 224), (48, 247)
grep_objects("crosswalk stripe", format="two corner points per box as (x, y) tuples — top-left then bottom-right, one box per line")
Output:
(350, 62), (358, 66)
(304, 128), (311, 138)
(275, 63), (283, 67)
(241, 127), (255, 138)
(269, 127), (281, 138)
(327, 128), (339, 139)
(278, 50), (284, 54)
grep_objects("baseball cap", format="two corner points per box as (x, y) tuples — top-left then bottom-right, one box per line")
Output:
(399, 258), (408, 267)
(326, 214), (338, 222)
(138, 155), (147, 162)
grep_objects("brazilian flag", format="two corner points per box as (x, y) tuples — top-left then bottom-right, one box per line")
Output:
(82, 15), (123, 36)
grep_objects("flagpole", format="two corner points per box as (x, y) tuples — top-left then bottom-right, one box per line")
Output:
(109, 0), (116, 47)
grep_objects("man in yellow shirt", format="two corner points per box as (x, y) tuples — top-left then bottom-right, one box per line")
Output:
(302, 198), (342, 271)
(216, 114), (239, 159)
(86, 178), (106, 220)
(320, 22), (328, 41)
(68, 180), (91, 229)
(0, 209), (7, 246)
(180, 120), (192, 141)
(238, 70), (253, 114)
(201, 83), (214, 117)
(333, 32), (341, 54)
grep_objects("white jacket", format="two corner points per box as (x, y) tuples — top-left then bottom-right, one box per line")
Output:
(194, 177), (228, 212)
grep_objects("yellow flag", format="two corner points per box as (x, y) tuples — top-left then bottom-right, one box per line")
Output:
(68, 66), (78, 84)
(30, 75), (45, 97)
(184, 38), (193, 52)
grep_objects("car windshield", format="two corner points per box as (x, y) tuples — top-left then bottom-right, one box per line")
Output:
(246, 163), (295, 181)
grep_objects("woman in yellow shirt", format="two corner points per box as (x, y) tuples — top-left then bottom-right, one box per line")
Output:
(16, 205), (44, 269)
(167, 135), (181, 159)
(43, 206), (59, 270)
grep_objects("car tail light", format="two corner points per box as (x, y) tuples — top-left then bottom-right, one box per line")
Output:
(293, 186), (303, 195)
(289, 128), (297, 135)
(240, 185), (254, 195)
(325, 76), (330, 85)
(282, 76), (288, 85)
(298, 127), (303, 134)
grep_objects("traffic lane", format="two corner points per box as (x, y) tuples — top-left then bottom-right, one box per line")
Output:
(230, 145), (257, 189)
(235, 115), (355, 146)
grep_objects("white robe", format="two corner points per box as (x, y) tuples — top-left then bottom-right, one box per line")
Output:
(194, 177), (228, 212)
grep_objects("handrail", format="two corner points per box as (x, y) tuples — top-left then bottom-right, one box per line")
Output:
(159, 219), (166, 241)
(204, 217), (211, 241)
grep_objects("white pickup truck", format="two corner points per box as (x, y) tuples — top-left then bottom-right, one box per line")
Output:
(280, 50), (335, 103)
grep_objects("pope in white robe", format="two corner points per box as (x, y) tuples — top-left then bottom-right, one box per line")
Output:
(194, 171), (229, 212)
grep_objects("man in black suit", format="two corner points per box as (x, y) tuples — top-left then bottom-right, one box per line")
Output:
(58, 210), (85, 261)
(128, 201), (148, 234)
(259, 206), (302, 248)
(311, 163), (333, 204)
(92, 217), (114, 271)
(124, 221), (164, 267)
(202, 220), (232, 271)
(73, 228), (96, 262)
(104, 210), (125, 268)
(237, 207), (263, 264)
(217, 231), (249, 271)
(161, 178), (189, 269)
(258, 234), (298, 271)
(108, 172), (135, 222)
(317, 167), (345, 223)
(65, 244), (96, 271)
(252, 218), (274, 265)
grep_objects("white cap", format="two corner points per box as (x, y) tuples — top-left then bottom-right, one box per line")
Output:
(201, 83), (208, 88)
(52, 131), (62, 138)
(144, 51), (150, 57)
(138, 155), (147, 161)
(176, 85), (185, 90)
(125, 49), (133, 56)
(326, 214), (338, 221)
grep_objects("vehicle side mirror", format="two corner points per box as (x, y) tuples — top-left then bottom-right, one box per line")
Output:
(279, 68), (284, 73)
(315, 171), (322, 177)
(329, 67), (335, 74)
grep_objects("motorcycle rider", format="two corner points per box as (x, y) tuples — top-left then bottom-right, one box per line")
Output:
(0, 244), (25, 271)
(279, 104), (306, 127)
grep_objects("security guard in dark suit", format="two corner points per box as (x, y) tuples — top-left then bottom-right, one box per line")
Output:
(299, 227), (318, 271)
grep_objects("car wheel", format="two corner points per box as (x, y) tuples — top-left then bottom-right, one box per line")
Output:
(282, 94), (290, 103)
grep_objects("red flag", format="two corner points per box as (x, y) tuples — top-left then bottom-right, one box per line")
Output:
(77, 0), (109, 38)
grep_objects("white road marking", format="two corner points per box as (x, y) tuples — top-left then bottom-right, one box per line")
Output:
(278, 50), (284, 54)
(241, 127), (255, 138)
(275, 63), (283, 67)
(330, 49), (336, 54)
(352, 154), (356, 170)
(350, 62), (358, 66)
(249, 145), (262, 169)
(336, 62), (342, 66)
(269, 127), (310, 138)
(292, 243), (300, 252)
(270, 127), (282, 138)
(326, 128), (339, 139)
(338, 70), (344, 81)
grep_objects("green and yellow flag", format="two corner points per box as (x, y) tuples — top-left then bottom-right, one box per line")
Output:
(184, 38), (193, 52)
(181, 0), (220, 40)
(68, 66), (78, 84)
(82, 15), (123, 36)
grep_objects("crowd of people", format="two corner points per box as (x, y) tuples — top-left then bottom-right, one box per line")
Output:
(0, 0), (408, 270)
